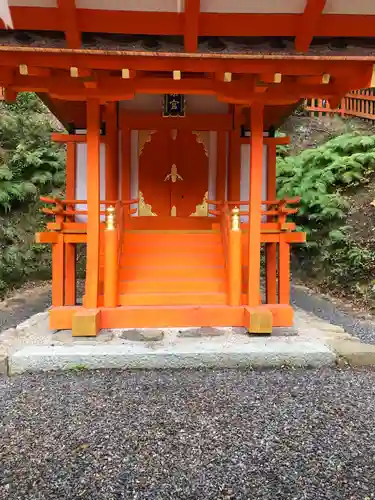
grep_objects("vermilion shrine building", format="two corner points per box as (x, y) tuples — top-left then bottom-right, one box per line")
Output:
(1, 1), (374, 335)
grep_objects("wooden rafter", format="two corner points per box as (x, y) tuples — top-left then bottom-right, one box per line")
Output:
(295, 0), (327, 52)
(57, 0), (80, 49)
(184, 0), (200, 53)
(0, 50), (369, 80)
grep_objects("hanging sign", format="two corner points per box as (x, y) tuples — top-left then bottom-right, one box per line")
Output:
(163, 94), (185, 117)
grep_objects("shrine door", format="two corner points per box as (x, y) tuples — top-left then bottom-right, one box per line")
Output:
(139, 129), (209, 217)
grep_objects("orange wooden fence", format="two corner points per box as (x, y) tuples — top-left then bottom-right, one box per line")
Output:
(305, 89), (375, 121)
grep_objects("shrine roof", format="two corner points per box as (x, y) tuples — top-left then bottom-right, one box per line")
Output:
(1, 32), (375, 59)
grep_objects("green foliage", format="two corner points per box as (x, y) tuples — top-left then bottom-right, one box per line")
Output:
(0, 93), (65, 296)
(277, 133), (375, 293)
(0, 203), (52, 295)
(0, 92), (65, 211)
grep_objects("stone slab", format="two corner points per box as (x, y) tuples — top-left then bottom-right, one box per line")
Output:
(8, 337), (336, 375)
(328, 340), (375, 366)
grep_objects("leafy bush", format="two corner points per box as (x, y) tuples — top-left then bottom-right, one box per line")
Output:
(277, 133), (375, 294)
(0, 93), (65, 211)
(0, 93), (65, 296)
(0, 203), (52, 295)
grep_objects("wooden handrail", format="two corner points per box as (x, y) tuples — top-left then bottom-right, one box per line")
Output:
(41, 197), (139, 206)
(40, 198), (138, 225)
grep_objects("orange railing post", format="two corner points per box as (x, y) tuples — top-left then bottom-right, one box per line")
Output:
(228, 207), (242, 306)
(103, 205), (118, 308)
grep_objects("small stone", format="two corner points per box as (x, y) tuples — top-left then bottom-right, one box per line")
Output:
(272, 327), (298, 337)
(178, 327), (224, 338)
(231, 327), (248, 335)
(52, 331), (73, 344)
(121, 329), (164, 341)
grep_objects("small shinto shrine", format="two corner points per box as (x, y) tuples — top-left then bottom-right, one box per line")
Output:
(1, 1), (374, 335)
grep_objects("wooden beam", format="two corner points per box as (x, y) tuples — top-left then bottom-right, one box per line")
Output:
(0, 49), (369, 80)
(51, 133), (106, 143)
(295, 0), (327, 52)
(85, 98), (101, 309)
(119, 113), (232, 131)
(57, 0), (81, 49)
(247, 102), (264, 307)
(184, 0), (200, 53)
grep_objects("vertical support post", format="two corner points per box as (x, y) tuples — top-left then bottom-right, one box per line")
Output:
(248, 102), (264, 306)
(52, 234), (64, 306)
(85, 98), (101, 309)
(121, 127), (131, 202)
(265, 142), (277, 304)
(216, 130), (226, 202)
(278, 236), (291, 304)
(228, 207), (242, 306)
(104, 206), (118, 307)
(105, 102), (118, 201)
(64, 244), (76, 306)
(228, 105), (241, 201)
(184, 0), (200, 53)
(65, 142), (76, 305)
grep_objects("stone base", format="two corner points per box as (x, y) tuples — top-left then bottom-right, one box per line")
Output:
(8, 338), (336, 375)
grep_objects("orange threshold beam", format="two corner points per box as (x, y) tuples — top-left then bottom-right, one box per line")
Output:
(50, 304), (294, 330)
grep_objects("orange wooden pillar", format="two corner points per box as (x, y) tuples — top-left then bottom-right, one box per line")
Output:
(52, 234), (64, 306)
(216, 131), (226, 202)
(228, 207), (242, 306)
(64, 142), (76, 305)
(121, 126), (131, 203)
(247, 102), (264, 306)
(278, 235), (291, 304)
(103, 206), (118, 307)
(105, 102), (118, 201)
(85, 98), (101, 309)
(228, 106), (241, 201)
(265, 142), (277, 304)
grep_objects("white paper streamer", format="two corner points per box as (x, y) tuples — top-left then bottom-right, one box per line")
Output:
(0, 0), (13, 29)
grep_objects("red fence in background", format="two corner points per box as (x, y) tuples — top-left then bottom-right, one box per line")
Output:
(305, 89), (375, 121)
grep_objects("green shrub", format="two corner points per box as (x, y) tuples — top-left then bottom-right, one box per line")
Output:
(277, 133), (375, 294)
(0, 93), (65, 296)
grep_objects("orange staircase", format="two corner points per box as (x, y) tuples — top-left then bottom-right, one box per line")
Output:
(118, 229), (227, 306)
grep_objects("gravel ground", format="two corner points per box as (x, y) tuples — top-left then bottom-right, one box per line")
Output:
(2, 368), (375, 499)
(292, 284), (375, 345)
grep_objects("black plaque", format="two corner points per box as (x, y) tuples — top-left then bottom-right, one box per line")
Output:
(163, 94), (185, 117)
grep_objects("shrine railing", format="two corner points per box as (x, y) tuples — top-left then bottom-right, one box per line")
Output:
(207, 197), (304, 305)
(305, 89), (375, 121)
(38, 197), (138, 307)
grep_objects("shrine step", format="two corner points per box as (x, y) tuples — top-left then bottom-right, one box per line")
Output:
(119, 279), (225, 293)
(119, 292), (227, 306)
(118, 265), (225, 280)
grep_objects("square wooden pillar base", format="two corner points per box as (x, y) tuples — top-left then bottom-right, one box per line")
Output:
(244, 306), (273, 334)
(72, 309), (101, 337)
